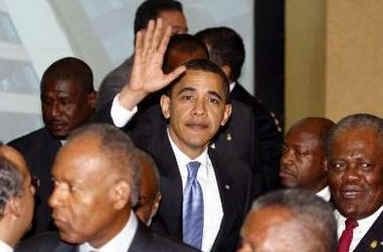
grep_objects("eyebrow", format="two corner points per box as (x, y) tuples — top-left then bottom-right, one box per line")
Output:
(176, 87), (224, 101)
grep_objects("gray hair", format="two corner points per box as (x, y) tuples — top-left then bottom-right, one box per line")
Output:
(69, 123), (140, 207)
(0, 155), (24, 218)
(251, 189), (337, 252)
(325, 113), (383, 159)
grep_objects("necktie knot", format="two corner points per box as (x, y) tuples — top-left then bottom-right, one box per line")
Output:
(345, 218), (358, 230)
(187, 161), (201, 179)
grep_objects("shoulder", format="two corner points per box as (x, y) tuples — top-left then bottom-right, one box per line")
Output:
(8, 128), (52, 149)
(15, 232), (73, 252)
(132, 223), (199, 252)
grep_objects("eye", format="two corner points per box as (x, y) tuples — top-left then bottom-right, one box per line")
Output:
(281, 145), (288, 154)
(59, 98), (71, 106)
(360, 162), (372, 171)
(296, 149), (309, 156)
(181, 95), (194, 101)
(209, 97), (220, 105)
(331, 161), (346, 171)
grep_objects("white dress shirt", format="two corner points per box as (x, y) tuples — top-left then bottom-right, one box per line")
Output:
(0, 240), (13, 252)
(316, 186), (331, 202)
(335, 206), (383, 251)
(79, 212), (138, 252)
(168, 130), (223, 252)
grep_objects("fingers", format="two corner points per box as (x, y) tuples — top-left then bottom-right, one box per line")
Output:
(158, 25), (172, 59)
(143, 19), (155, 54)
(150, 18), (163, 52)
(163, 65), (186, 85)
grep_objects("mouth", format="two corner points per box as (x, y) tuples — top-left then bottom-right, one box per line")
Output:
(340, 186), (364, 199)
(279, 167), (295, 178)
(185, 122), (209, 131)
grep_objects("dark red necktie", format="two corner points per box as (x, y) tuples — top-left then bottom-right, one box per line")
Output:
(338, 218), (358, 252)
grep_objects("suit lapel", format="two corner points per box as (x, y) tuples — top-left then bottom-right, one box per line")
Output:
(354, 211), (383, 251)
(151, 128), (184, 237)
(208, 148), (235, 250)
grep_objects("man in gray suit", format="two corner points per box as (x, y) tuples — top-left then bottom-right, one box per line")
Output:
(96, 0), (188, 111)
(16, 124), (198, 252)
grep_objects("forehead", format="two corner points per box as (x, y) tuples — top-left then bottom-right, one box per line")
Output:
(42, 79), (81, 96)
(332, 127), (383, 158)
(158, 9), (187, 29)
(285, 128), (320, 148)
(52, 136), (109, 180)
(171, 69), (226, 95)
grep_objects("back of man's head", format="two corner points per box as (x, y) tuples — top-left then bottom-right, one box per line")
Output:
(0, 146), (34, 247)
(163, 34), (208, 73)
(134, 0), (184, 34)
(239, 189), (337, 252)
(195, 27), (245, 82)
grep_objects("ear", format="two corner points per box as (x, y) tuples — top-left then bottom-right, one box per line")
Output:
(221, 65), (232, 80)
(160, 94), (171, 119)
(220, 104), (232, 126)
(4, 197), (21, 220)
(111, 180), (131, 210)
(151, 192), (162, 218)
(88, 91), (97, 109)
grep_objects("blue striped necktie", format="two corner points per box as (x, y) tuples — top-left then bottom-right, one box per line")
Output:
(183, 161), (204, 249)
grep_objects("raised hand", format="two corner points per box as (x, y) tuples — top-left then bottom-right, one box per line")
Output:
(119, 18), (186, 110)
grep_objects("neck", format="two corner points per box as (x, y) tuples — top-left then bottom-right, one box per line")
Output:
(308, 179), (327, 194)
(0, 222), (19, 248)
(168, 128), (206, 159)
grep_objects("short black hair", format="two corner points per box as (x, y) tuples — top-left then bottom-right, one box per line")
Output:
(195, 27), (245, 81)
(134, 0), (183, 34)
(163, 34), (209, 72)
(166, 59), (230, 104)
(41, 57), (94, 94)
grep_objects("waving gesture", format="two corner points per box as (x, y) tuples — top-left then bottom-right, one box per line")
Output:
(119, 19), (186, 109)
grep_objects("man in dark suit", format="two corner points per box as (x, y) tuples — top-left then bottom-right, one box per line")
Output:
(238, 189), (337, 252)
(96, 0), (188, 111)
(326, 114), (383, 251)
(15, 124), (198, 252)
(8, 57), (96, 237)
(195, 27), (283, 191)
(95, 19), (253, 251)
(280, 117), (335, 201)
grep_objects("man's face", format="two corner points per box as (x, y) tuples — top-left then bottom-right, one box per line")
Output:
(328, 126), (383, 220)
(238, 207), (320, 252)
(158, 9), (187, 35)
(161, 69), (231, 158)
(49, 137), (123, 247)
(41, 79), (94, 139)
(280, 127), (325, 191)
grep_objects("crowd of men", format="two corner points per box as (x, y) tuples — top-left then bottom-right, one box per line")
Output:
(0, 0), (382, 252)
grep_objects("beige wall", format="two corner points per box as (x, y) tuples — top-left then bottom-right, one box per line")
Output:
(326, 0), (383, 121)
(285, 0), (326, 129)
(285, 0), (383, 130)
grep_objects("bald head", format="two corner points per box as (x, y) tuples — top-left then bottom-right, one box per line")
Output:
(134, 149), (161, 225)
(280, 117), (335, 192)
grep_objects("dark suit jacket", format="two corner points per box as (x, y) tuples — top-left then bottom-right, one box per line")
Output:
(8, 127), (60, 237)
(15, 222), (199, 252)
(353, 211), (383, 252)
(96, 56), (133, 111)
(231, 83), (283, 191)
(94, 102), (253, 252)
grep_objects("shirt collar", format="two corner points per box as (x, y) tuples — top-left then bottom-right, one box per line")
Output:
(167, 128), (210, 179)
(229, 81), (236, 93)
(0, 240), (13, 252)
(79, 212), (138, 252)
(316, 186), (331, 202)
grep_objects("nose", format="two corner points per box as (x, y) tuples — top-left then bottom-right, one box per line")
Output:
(48, 185), (65, 209)
(281, 147), (294, 167)
(51, 101), (61, 118)
(342, 164), (361, 183)
(192, 98), (206, 117)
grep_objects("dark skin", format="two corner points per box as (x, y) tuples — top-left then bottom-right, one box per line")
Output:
(41, 78), (96, 139)
(280, 118), (334, 193)
(327, 126), (383, 220)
